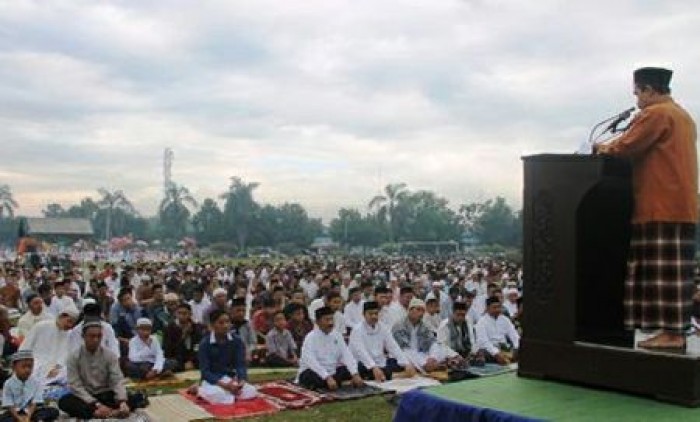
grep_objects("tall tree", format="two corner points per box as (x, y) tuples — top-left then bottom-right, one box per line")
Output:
(192, 198), (225, 245)
(221, 177), (260, 250)
(368, 182), (408, 242)
(159, 183), (197, 240)
(0, 185), (19, 219)
(462, 197), (521, 247)
(97, 189), (137, 241)
(42, 203), (66, 218)
(329, 208), (385, 247)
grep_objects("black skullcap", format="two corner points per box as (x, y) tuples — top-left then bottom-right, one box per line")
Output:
(315, 306), (334, 321)
(486, 296), (501, 307)
(348, 287), (361, 296)
(374, 286), (390, 295)
(400, 286), (414, 295)
(231, 297), (246, 308)
(453, 301), (468, 311)
(363, 301), (380, 313)
(634, 67), (672, 88)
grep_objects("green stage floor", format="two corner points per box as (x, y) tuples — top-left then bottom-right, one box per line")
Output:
(427, 373), (700, 421)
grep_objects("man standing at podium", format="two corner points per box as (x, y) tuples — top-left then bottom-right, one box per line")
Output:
(596, 67), (698, 350)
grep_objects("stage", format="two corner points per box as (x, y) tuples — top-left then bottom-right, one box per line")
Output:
(394, 373), (700, 422)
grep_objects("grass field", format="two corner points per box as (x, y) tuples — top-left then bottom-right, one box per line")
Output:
(247, 395), (397, 422)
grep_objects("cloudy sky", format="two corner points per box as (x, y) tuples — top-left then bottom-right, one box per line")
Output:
(1, 0), (698, 222)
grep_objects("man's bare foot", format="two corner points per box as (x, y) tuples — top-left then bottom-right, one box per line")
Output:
(638, 332), (686, 349)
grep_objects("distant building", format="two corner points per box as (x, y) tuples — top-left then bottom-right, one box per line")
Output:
(18, 217), (94, 243)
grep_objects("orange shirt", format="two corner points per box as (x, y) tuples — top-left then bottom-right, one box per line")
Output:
(598, 97), (698, 224)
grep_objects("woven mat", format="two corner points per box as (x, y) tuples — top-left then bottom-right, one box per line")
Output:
(126, 371), (200, 392)
(257, 381), (323, 409)
(179, 388), (281, 420)
(315, 384), (386, 401)
(467, 363), (518, 377)
(58, 408), (152, 421)
(143, 395), (212, 422)
(365, 376), (441, 393)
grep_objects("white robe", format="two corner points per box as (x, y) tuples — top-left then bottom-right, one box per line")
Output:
(20, 320), (71, 384)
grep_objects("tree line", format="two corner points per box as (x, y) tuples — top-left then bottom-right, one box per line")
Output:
(0, 180), (523, 251)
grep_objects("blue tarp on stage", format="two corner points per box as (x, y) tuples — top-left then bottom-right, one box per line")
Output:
(394, 389), (543, 422)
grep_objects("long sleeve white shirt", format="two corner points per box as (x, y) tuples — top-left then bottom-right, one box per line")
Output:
(299, 328), (358, 380)
(48, 295), (75, 317)
(436, 318), (476, 357)
(474, 314), (520, 356)
(69, 321), (120, 357)
(349, 321), (408, 369)
(343, 300), (364, 329)
(189, 297), (212, 324)
(385, 303), (407, 329)
(422, 312), (442, 334)
(128, 335), (165, 372)
(20, 320), (70, 373)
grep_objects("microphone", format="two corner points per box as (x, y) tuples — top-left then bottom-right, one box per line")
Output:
(604, 107), (635, 134)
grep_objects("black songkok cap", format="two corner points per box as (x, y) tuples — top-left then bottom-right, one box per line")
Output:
(363, 301), (380, 313)
(634, 67), (672, 89)
(453, 301), (468, 311)
(399, 286), (414, 295)
(486, 296), (501, 307)
(231, 297), (246, 308)
(315, 306), (334, 321)
(374, 286), (390, 295)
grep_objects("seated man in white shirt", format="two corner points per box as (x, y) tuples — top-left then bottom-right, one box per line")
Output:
(298, 306), (364, 391)
(343, 287), (364, 330)
(437, 302), (475, 362)
(474, 297), (520, 365)
(349, 301), (417, 382)
(392, 299), (450, 372)
(385, 286), (414, 329)
(126, 318), (176, 380)
(422, 298), (442, 334)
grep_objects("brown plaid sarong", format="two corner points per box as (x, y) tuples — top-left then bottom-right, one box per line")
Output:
(624, 222), (697, 333)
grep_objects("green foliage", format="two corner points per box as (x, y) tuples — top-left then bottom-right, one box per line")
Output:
(159, 183), (197, 240)
(328, 208), (385, 247)
(460, 197), (521, 248)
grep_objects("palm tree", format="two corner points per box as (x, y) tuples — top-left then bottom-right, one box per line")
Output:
(220, 177), (260, 250)
(0, 185), (19, 219)
(368, 182), (408, 242)
(97, 188), (137, 241)
(159, 183), (198, 240)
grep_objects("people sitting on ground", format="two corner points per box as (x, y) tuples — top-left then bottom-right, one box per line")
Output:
(252, 298), (278, 340)
(265, 311), (298, 367)
(385, 286), (414, 329)
(69, 301), (120, 357)
(392, 299), (449, 373)
(16, 294), (52, 339)
(286, 303), (313, 353)
(229, 298), (257, 363)
(20, 305), (79, 385)
(110, 288), (144, 358)
(48, 279), (75, 317)
(0, 306), (17, 360)
(163, 303), (205, 371)
(422, 297), (442, 334)
(298, 306), (363, 391)
(59, 321), (147, 419)
(503, 287), (520, 319)
(343, 287), (364, 330)
(205, 288), (230, 325)
(349, 301), (416, 382)
(437, 301), (476, 365)
(474, 297), (520, 365)
(188, 285), (211, 324)
(197, 309), (257, 405)
(0, 351), (59, 422)
(126, 318), (176, 380)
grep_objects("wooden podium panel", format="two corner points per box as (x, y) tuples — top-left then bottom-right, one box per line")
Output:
(518, 154), (700, 406)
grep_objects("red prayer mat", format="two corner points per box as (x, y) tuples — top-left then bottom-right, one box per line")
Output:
(257, 381), (323, 409)
(178, 389), (281, 420)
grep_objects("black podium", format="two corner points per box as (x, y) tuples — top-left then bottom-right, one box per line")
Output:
(518, 154), (700, 406)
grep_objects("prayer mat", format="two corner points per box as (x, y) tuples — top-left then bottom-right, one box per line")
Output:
(315, 384), (385, 401)
(424, 370), (450, 382)
(144, 394), (213, 422)
(126, 371), (200, 395)
(57, 408), (153, 421)
(256, 381), (323, 409)
(179, 388), (281, 419)
(467, 363), (517, 378)
(365, 376), (441, 393)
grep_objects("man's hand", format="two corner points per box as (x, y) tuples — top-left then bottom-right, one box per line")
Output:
(424, 358), (439, 372)
(325, 376), (338, 390)
(184, 361), (195, 371)
(351, 373), (365, 388)
(494, 353), (509, 365)
(145, 369), (158, 380)
(511, 349), (519, 363)
(404, 364), (417, 378)
(119, 401), (130, 416)
(93, 403), (112, 418)
(372, 367), (386, 383)
(47, 365), (60, 379)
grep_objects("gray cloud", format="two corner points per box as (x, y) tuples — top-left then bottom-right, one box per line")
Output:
(1, 0), (698, 222)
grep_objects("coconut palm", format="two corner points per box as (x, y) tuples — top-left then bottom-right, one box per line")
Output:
(220, 177), (260, 250)
(97, 188), (137, 241)
(0, 185), (19, 219)
(368, 182), (408, 242)
(159, 183), (198, 240)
